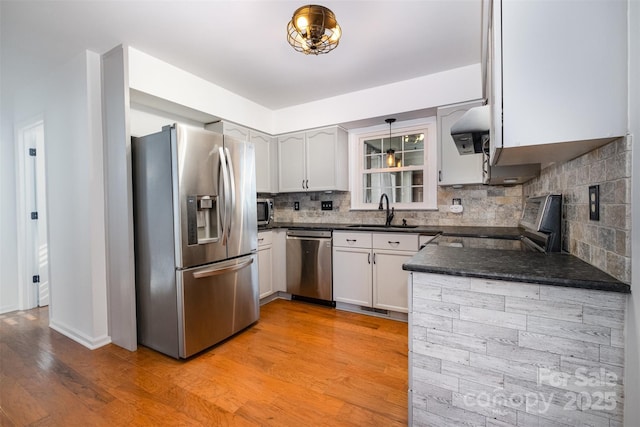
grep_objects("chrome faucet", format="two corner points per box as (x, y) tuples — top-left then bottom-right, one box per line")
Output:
(378, 193), (395, 227)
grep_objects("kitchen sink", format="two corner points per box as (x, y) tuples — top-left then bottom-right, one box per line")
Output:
(347, 224), (418, 229)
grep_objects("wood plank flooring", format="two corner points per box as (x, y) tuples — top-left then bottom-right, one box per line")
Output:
(0, 299), (408, 426)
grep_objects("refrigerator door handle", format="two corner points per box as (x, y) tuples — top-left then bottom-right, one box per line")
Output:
(224, 147), (236, 239)
(192, 257), (254, 279)
(219, 146), (231, 245)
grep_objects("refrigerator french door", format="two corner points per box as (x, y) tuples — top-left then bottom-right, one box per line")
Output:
(132, 123), (258, 359)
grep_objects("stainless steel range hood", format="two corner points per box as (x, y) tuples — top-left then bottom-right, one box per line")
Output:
(450, 105), (489, 155)
(450, 104), (541, 185)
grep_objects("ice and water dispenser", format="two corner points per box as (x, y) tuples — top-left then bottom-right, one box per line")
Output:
(186, 195), (219, 245)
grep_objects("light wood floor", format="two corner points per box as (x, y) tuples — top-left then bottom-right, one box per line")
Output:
(0, 299), (408, 426)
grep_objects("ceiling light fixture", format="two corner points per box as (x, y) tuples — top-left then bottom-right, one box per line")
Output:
(385, 118), (396, 168)
(287, 5), (341, 55)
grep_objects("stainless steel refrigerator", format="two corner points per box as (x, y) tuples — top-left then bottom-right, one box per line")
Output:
(132, 123), (258, 359)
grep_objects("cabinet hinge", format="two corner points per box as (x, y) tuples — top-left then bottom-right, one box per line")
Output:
(29, 148), (37, 156)
(32, 275), (40, 283)
(31, 212), (38, 220)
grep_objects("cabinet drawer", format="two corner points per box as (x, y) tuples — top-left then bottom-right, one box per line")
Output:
(333, 232), (372, 249)
(373, 233), (418, 251)
(257, 231), (273, 247)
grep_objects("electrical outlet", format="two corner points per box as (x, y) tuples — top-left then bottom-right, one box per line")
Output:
(589, 185), (599, 221)
(294, 201), (300, 211)
(321, 201), (333, 211)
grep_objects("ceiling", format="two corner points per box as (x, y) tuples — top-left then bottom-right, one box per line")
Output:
(1, 0), (482, 111)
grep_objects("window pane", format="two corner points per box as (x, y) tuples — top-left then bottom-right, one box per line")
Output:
(365, 153), (383, 170)
(396, 185), (424, 203)
(363, 188), (372, 204)
(400, 133), (425, 167)
(403, 133), (425, 150)
(386, 135), (403, 152)
(364, 139), (382, 155)
(403, 150), (424, 167)
(363, 138), (383, 170)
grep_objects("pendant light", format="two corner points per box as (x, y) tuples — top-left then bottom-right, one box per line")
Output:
(385, 118), (396, 168)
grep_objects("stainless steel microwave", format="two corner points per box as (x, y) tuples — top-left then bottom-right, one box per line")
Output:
(257, 198), (274, 226)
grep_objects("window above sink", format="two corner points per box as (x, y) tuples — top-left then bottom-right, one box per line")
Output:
(349, 118), (438, 211)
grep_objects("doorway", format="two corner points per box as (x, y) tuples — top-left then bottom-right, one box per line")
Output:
(17, 118), (50, 309)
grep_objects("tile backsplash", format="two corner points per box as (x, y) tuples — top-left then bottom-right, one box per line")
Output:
(270, 184), (523, 228)
(267, 137), (631, 284)
(524, 137), (631, 283)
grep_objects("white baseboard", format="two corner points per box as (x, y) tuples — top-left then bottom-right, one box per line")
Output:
(0, 304), (20, 315)
(49, 319), (112, 350)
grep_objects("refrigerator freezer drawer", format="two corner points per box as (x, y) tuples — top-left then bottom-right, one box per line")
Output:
(178, 254), (259, 358)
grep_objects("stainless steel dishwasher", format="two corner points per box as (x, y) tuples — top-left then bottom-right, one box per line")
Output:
(286, 230), (334, 305)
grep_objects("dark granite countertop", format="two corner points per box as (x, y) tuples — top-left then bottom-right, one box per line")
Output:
(259, 222), (522, 238)
(258, 222), (629, 293)
(403, 245), (630, 294)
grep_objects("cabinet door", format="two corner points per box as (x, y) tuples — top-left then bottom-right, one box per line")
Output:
(257, 244), (274, 299)
(252, 131), (277, 193)
(278, 132), (306, 192)
(207, 122), (250, 141)
(373, 250), (412, 313)
(272, 230), (287, 292)
(333, 246), (372, 307)
(306, 128), (337, 191)
(491, 0), (626, 165)
(437, 102), (484, 186)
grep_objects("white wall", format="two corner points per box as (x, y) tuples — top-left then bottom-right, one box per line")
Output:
(128, 46), (481, 136)
(128, 47), (275, 133)
(0, 82), (20, 313)
(11, 50), (109, 349)
(625, 0), (640, 423)
(273, 64), (481, 134)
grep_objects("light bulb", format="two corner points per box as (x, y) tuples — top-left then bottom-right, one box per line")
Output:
(296, 16), (309, 32)
(330, 26), (341, 42)
(386, 150), (395, 167)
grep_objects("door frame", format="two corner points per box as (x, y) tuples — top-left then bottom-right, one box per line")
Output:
(15, 116), (49, 310)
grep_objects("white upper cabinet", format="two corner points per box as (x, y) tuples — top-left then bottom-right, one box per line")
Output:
(437, 101), (484, 186)
(278, 132), (306, 192)
(214, 121), (249, 140)
(278, 126), (348, 193)
(489, 0), (627, 166)
(208, 121), (278, 193)
(250, 130), (278, 194)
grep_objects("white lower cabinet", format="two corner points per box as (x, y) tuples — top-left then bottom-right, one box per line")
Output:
(333, 246), (373, 306)
(333, 231), (417, 313)
(257, 231), (274, 299)
(373, 250), (412, 312)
